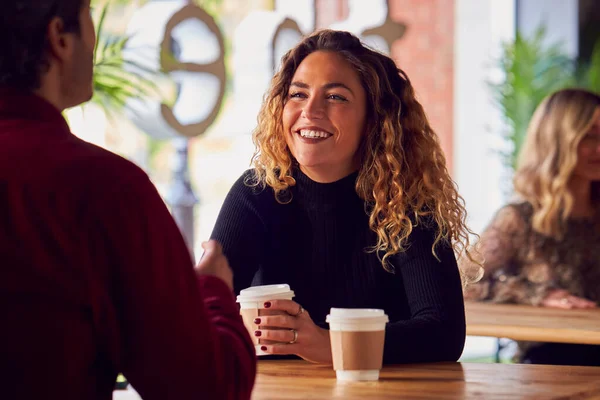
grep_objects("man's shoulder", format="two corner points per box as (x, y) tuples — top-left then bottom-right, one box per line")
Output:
(62, 136), (150, 188)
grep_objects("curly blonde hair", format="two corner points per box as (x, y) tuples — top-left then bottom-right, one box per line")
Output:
(249, 30), (478, 279)
(514, 88), (600, 238)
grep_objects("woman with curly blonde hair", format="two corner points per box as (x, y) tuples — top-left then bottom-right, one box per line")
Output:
(211, 29), (477, 364)
(463, 88), (600, 365)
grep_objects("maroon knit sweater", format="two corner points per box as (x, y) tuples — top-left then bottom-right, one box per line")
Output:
(0, 87), (256, 400)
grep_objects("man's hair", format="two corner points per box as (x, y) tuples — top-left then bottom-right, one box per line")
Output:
(0, 0), (84, 91)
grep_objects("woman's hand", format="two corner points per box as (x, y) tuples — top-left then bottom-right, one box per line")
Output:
(541, 289), (597, 309)
(253, 299), (332, 364)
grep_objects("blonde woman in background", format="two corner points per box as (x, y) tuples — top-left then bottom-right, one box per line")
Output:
(463, 88), (600, 365)
(211, 30), (481, 365)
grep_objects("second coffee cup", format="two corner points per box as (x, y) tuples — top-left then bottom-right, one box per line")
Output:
(237, 284), (295, 356)
(326, 308), (389, 381)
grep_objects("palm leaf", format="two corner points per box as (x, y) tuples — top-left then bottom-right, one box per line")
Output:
(93, 2), (108, 62)
(91, 2), (163, 119)
(489, 26), (575, 171)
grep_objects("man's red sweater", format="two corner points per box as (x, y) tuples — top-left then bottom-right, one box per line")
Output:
(0, 87), (256, 400)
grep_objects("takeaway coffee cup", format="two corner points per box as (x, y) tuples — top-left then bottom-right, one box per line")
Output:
(236, 284), (295, 356)
(326, 308), (389, 381)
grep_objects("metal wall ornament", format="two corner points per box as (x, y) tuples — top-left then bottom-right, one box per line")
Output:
(232, 11), (304, 133)
(125, 0), (226, 140)
(329, 0), (406, 54)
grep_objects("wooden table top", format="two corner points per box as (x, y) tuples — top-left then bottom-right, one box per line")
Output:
(113, 360), (600, 399)
(251, 360), (600, 399)
(465, 301), (600, 344)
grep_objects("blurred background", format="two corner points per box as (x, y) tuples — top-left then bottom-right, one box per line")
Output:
(75, 0), (600, 362)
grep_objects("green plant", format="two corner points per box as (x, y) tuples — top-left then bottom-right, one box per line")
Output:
(91, 2), (161, 118)
(491, 26), (600, 172)
(489, 26), (575, 171)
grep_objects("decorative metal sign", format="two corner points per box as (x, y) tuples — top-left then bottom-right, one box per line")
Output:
(232, 11), (303, 133)
(330, 0), (406, 54)
(125, 1), (226, 140)
(125, 0), (405, 140)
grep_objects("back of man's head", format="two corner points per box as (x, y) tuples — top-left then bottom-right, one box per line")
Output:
(0, 0), (85, 92)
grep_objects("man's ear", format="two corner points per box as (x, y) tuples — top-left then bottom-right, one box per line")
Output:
(46, 17), (73, 63)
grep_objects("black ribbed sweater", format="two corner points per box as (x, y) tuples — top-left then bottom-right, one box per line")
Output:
(211, 168), (466, 364)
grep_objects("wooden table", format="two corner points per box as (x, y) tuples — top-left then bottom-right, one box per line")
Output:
(114, 360), (600, 399)
(250, 360), (600, 399)
(465, 301), (600, 344)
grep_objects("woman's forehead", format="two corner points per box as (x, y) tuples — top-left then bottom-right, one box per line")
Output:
(292, 51), (361, 86)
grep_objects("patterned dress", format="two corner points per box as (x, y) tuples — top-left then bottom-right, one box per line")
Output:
(462, 202), (600, 363)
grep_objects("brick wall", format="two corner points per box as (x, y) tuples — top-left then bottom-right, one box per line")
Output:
(314, 0), (349, 29)
(389, 0), (455, 170)
(315, 0), (455, 171)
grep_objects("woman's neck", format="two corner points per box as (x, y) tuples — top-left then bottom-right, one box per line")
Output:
(569, 177), (594, 218)
(299, 164), (358, 184)
(294, 167), (360, 208)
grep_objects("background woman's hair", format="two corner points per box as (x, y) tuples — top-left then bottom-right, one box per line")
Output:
(514, 88), (600, 238)
(249, 29), (481, 283)
(0, 0), (84, 91)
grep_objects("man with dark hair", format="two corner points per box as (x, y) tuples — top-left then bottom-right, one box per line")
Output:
(0, 1), (256, 399)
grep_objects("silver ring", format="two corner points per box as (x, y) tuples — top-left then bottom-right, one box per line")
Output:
(292, 305), (304, 317)
(288, 329), (298, 344)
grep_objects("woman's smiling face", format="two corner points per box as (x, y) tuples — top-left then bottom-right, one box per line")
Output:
(282, 50), (367, 183)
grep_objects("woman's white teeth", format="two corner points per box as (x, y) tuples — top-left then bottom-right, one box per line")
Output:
(299, 129), (331, 138)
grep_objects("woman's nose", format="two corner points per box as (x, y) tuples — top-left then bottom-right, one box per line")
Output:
(301, 98), (325, 120)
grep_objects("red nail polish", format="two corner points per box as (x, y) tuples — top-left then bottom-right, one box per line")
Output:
(254, 318), (261, 324)
(261, 346), (267, 351)
(254, 330), (262, 337)
(264, 302), (271, 308)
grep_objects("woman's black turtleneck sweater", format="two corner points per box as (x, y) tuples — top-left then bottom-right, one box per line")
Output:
(211, 168), (466, 363)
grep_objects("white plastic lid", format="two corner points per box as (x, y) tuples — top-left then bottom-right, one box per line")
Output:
(326, 308), (389, 324)
(236, 284), (295, 303)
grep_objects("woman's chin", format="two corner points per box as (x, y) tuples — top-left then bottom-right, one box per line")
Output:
(296, 160), (327, 171)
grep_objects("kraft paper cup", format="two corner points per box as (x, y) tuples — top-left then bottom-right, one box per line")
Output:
(326, 308), (389, 381)
(237, 284), (295, 356)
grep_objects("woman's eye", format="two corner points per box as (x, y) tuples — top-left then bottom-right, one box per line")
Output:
(327, 94), (347, 101)
(289, 92), (306, 99)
